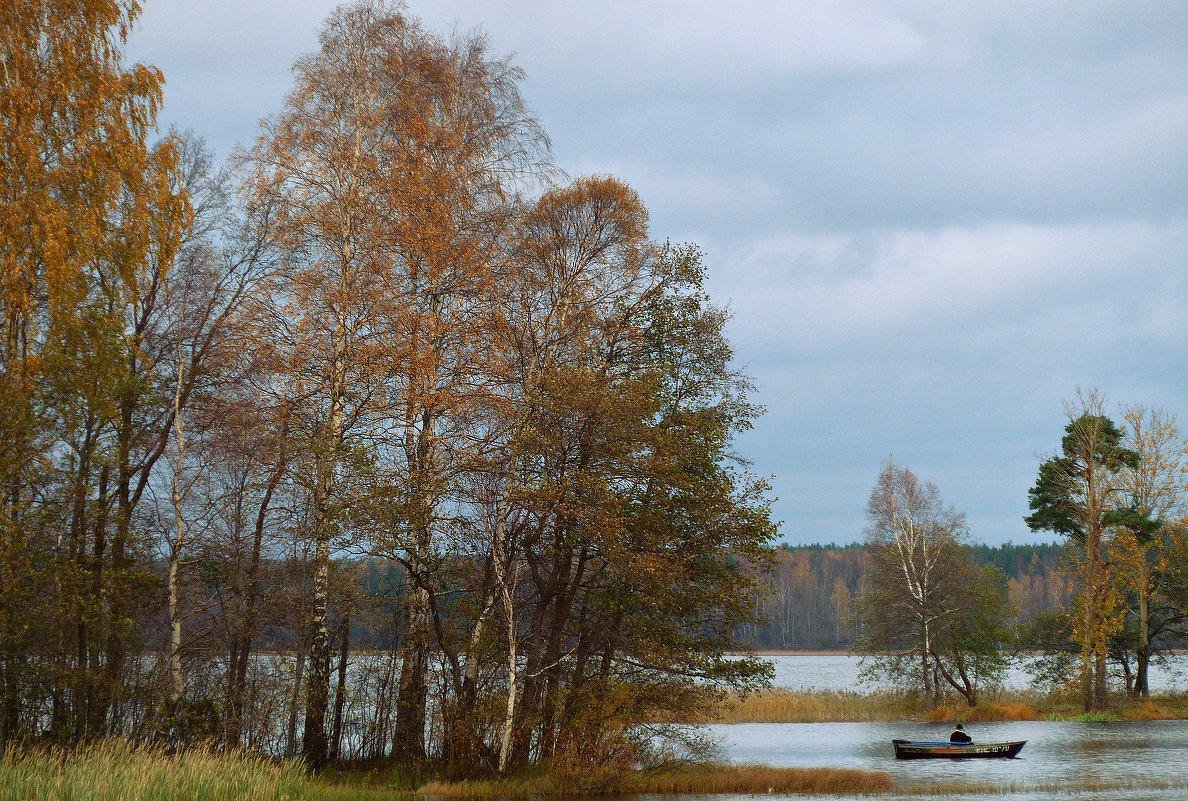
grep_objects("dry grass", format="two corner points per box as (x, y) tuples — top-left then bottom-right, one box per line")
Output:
(712, 688), (921, 723)
(1117, 691), (1188, 720)
(308, 776), (411, 800)
(631, 764), (893, 795)
(0, 739), (309, 801)
(709, 687), (1188, 723)
(0, 741), (421, 801)
(417, 764), (893, 797)
(923, 699), (1038, 722)
(417, 776), (550, 798)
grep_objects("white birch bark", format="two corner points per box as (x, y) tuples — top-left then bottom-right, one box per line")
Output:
(167, 316), (188, 718)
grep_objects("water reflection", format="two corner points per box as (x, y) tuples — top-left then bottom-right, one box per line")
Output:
(705, 719), (1188, 798)
(636, 794), (1181, 801)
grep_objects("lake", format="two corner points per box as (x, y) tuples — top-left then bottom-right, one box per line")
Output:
(700, 719), (1188, 800)
(765, 653), (1188, 693)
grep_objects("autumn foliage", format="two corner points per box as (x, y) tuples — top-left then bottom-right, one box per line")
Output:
(0, 0), (777, 778)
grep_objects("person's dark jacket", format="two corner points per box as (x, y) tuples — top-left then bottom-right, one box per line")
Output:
(949, 727), (972, 743)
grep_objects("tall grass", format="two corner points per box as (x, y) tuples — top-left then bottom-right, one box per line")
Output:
(0, 740), (308, 801)
(713, 689), (922, 722)
(631, 764), (893, 795)
(417, 764), (893, 797)
(711, 687), (1188, 723)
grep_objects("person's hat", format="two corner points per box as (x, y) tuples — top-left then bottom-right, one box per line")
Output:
(955, 724), (964, 729)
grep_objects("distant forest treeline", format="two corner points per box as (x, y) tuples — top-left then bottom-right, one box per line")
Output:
(738, 542), (1073, 651)
(195, 541), (1068, 656)
(155, 542), (1070, 658)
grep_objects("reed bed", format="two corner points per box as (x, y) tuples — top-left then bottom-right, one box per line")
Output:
(631, 764), (893, 795)
(418, 764), (893, 797)
(711, 687), (1188, 723)
(713, 688), (923, 722)
(0, 740), (309, 801)
(418, 776), (551, 798)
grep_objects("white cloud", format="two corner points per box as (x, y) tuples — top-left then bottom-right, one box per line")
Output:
(418, 1), (942, 91)
(720, 221), (1188, 350)
(122, 0), (1188, 544)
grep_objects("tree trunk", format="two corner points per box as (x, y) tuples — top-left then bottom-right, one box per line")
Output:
(1094, 648), (1108, 709)
(920, 619), (934, 707)
(285, 641), (306, 755)
(167, 350), (189, 735)
(1135, 647), (1150, 698)
(302, 529), (332, 767)
(286, 640), (307, 758)
(97, 399), (135, 737)
(330, 614), (350, 761)
(167, 553), (185, 724)
(228, 441), (285, 746)
(78, 465), (108, 741)
(496, 554), (521, 775)
(392, 583), (431, 763)
(446, 558), (496, 776)
(1136, 586), (1151, 698)
(303, 309), (348, 769)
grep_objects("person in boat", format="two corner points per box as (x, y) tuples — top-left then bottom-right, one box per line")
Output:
(949, 724), (972, 743)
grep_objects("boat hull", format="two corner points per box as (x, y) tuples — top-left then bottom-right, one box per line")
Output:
(892, 739), (1026, 759)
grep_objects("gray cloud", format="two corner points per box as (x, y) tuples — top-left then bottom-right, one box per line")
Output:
(127, 0), (1188, 544)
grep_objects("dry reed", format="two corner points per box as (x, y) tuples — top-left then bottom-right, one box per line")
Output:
(0, 739), (308, 801)
(712, 688), (921, 722)
(418, 777), (549, 798)
(418, 764), (893, 797)
(631, 764), (893, 795)
(710, 687), (1188, 723)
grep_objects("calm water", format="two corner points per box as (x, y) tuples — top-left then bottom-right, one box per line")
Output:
(767, 653), (1188, 693)
(697, 719), (1188, 800)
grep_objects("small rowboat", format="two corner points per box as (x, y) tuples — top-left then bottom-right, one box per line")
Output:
(892, 739), (1026, 759)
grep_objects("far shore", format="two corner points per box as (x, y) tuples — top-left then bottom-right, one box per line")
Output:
(706, 686), (1188, 724)
(752, 649), (852, 656)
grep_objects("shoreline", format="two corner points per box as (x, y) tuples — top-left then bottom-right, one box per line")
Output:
(707, 686), (1188, 724)
(752, 649), (853, 656)
(748, 649), (1187, 656)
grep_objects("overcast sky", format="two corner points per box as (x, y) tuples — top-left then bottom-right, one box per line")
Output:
(126, 1), (1188, 547)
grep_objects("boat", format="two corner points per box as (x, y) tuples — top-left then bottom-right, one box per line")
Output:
(892, 739), (1026, 759)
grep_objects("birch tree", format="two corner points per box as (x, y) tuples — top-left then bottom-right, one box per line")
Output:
(858, 460), (967, 707)
(243, 4), (403, 761)
(241, 0), (551, 766)
(1107, 406), (1186, 697)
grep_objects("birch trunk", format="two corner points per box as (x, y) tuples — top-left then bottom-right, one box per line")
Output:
(303, 308), (348, 767)
(496, 555), (519, 774)
(167, 326), (188, 727)
(330, 613), (350, 761)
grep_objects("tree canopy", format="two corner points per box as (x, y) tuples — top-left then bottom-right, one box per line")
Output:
(0, 1), (777, 777)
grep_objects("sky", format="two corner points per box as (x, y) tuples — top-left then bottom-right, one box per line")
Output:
(126, 1), (1188, 547)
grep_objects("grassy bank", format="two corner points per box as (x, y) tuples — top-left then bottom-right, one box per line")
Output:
(0, 740), (407, 801)
(1, 742), (894, 800)
(712, 688), (1188, 723)
(417, 765), (893, 797)
(1, 740), (306, 801)
(10, 688), (1188, 801)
